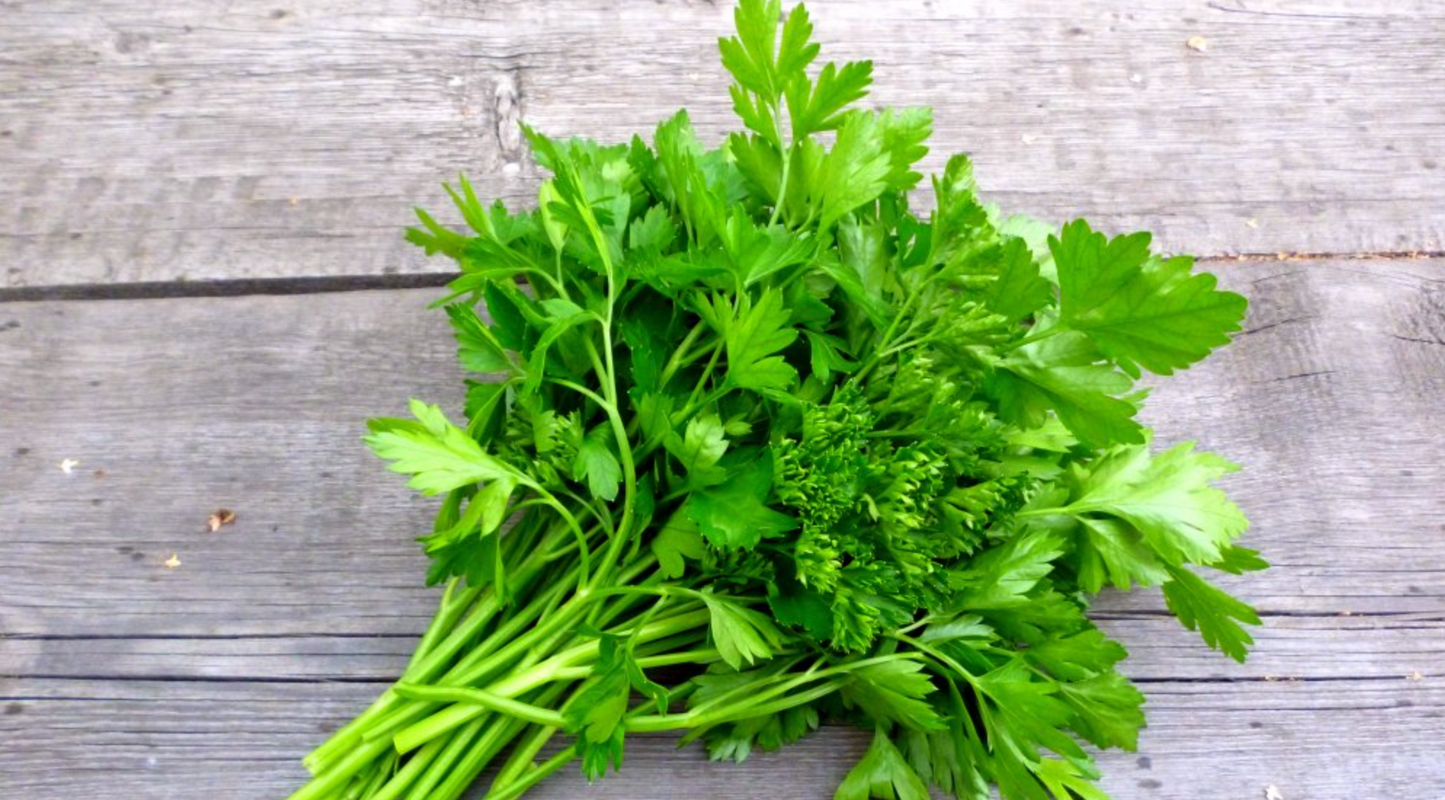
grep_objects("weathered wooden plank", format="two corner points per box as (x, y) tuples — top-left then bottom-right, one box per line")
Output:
(1, 260), (1441, 644)
(3, 611), (1440, 683)
(3, 0), (1444, 287)
(1, 678), (1441, 798)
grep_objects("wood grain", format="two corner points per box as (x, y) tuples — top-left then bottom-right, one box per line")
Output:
(3, 612), (1440, 683)
(3, 0), (1445, 288)
(1, 678), (1441, 799)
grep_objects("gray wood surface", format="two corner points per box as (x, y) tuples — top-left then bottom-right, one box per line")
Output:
(4, 0), (1445, 288)
(3, 678), (1441, 799)
(4, 0), (1445, 795)
(2, 259), (1443, 797)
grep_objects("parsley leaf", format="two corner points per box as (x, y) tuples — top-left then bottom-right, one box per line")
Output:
(1162, 564), (1262, 662)
(721, 288), (800, 390)
(835, 728), (932, 800)
(1052, 220), (1248, 376)
(365, 399), (521, 495)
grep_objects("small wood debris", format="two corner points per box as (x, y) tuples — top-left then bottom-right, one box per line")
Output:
(1264, 785), (1285, 800)
(207, 508), (237, 532)
(1020, 133), (1038, 145)
(1407, 670), (1424, 682)
(1129, 72), (1144, 85)
(59, 458), (80, 475)
(287, 196), (299, 207)
(1340, 609), (1354, 616)
(1263, 674), (1278, 682)
(163, 553), (182, 569)
(1186, 35), (1210, 53)
(1244, 218), (1260, 229)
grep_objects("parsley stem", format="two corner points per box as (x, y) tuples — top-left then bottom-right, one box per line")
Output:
(1004, 323), (1067, 351)
(490, 720), (559, 790)
(394, 684), (567, 728)
(395, 717), (485, 800)
(364, 735), (441, 800)
(302, 544), (557, 774)
(392, 607), (712, 752)
(483, 747), (574, 800)
(429, 684), (569, 800)
(659, 319), (708, 385)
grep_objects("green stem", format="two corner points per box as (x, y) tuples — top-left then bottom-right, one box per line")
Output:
(394, 684), (566, 728)
(366, 737), (441, 800)
(490, 721), (559, 791)
(658, 320), (708, 386)
(392, 608), (710, 752)
(400, 717), (485, 800)
(483, 748), (575, 800)
(1003, 323), (1066, 352)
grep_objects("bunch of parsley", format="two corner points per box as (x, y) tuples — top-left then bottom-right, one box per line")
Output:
(287, 2), (1263, 798)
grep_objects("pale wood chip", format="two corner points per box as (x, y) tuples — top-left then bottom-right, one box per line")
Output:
(163, 553), (182, 569)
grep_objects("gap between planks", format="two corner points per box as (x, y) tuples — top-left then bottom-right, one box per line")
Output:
(0, 250), (1441, 305)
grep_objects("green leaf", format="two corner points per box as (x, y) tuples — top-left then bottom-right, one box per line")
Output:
(686, 453), (798, 549)
(365, 400), (518, 496)
(664, 413), (730, 485)
(445, 303), (511, 373)
(1058, 671), (1146, 750)
(652, 512), (705, 579)
(987, 330), (1143, 447)
(1211, 544), (1270, 575)
(840, 660), (944, 731)
(537, 179), (568, 252)
(653, 110), (713, 244)
(728, 132), (784, 202)
(985, 238), (1054, 323)
(562, 656), (630, 780)
(1035, 758), (1112, 800)
(1075, 517), (1171, 593)
(835, 729), (932, 800)
(700, 590), (788, 669)
(482, 281), (534, 352)
(718, 0), (785, 98)
(705, 704), (820, 763)
(816, 111), (892, 232)
(768, 575), (834, 641)
(950, 531), (1064, 610)
(573, 425), (622, 501)
(635, 391), (678, 444)
(974, 659), (1085, 763)
(876, 107), (931, 192)
(804, 330), (857, 381)
(919, 614), (994, 645)
(1024, 627), (1127, 682)
(628, 204), (677, 253)
(1161, 564), (1261, 662)
(785, 59), (874, 138)
(1070, 442), (1249, 566)
(718, 0), (817, 109)
(521, 305), (594, 395)
(1051, 219), (1247, 376)
(724, 288), (800, 390)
